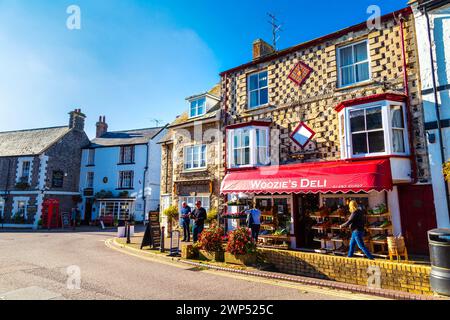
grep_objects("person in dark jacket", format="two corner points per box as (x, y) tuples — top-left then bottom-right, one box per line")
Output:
(180, 202), (191, 242)
(340, 200), (374, 260)
(191, 201), (207, 243)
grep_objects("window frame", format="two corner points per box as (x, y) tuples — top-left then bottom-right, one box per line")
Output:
(184, 144), (207, 171)
(178, 196), (210, 214)
(86, 172), (94, 189)
(227, 126), (270, 169)
(51, 170), (64, 188)
(337, 39), (371, 88)
(247, 70), (269, 109)
(0, 199), (4, 219)
(87, 149), (95, 166)
(189, 97), (207, 118)
(119, 146), (135, 164)
(339, 100), (409, 159)
(118, 170), (134, 189)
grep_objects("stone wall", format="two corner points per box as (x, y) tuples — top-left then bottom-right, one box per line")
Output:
(260, 248), (432, 295)
(221, 11), (430, 182)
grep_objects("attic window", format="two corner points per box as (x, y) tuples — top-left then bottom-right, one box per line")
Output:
(190, 97), (206, 118)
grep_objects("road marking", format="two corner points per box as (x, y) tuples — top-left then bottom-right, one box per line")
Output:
(105, 239), (388, 300)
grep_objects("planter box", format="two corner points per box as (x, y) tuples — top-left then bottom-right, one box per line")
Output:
(199, 250), (224, 262)
(182, 244), (198, 259)
(224, 252), (257, 266)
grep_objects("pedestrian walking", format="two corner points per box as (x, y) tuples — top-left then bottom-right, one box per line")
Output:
(180, 201), (191, 242)
(340, 200), (374, 260)
(191, 201), (206, 243)
(246, 204), (261, 243)
(71, 207), (77, 231)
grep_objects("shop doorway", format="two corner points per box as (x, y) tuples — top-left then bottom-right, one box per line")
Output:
(294, 194), (320, 249)
(83, 198), (93, 225)
(398, 185), (437, 255)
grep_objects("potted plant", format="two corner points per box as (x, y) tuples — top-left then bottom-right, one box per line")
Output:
(163, 205), (179, 238)
(225, 227), (257, 266)
(197, 225), (225, 262)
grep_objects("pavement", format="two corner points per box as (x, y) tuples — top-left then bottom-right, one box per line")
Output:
(0, 227), (389, 300)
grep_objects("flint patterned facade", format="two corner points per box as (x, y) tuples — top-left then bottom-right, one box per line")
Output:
(159, 85), (223, 230)
(219, 7), (436, 254)
(0, 109), (89, 229)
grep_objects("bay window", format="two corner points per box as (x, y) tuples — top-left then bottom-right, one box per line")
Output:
(184, 145), (207, 170)
(228, 126), (270, 168)
(339, 100), (409, 159)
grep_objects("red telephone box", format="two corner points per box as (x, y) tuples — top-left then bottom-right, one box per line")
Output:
(41, 199), (60, 229)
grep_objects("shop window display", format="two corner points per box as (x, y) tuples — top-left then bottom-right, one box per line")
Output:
(256, 197), (291, 249)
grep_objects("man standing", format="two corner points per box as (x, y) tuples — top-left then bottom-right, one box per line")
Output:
(246, 204), (261, 243)
(180, 201), (191, 242)
(191, 201), (207, 243)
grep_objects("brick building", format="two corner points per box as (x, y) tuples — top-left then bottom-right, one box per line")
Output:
(0, 109), (90, 229)
(159, 85), (223, 232)
(219, 7), (435, 255)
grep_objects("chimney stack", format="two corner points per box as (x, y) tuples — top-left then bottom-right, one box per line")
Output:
(96, 116), (108, 138)
(252, 39), (275, 60)
(69, 108), (86, 132)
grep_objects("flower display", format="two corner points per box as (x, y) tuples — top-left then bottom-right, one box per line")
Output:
(198, 226), (225, 253)
(225, 227), (257, 256)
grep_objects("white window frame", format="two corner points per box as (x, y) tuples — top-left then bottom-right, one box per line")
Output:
(87, 149), (95, 166)
(0, 199), (4, 218)
(227, 126), (270, 169)
(13, 197), (29, 220)
(184, 145), (207, 171)
(118, 171), (134, 189)
(189, 97), (207, 118)
(86, 172), (94, 188)
(339, 100), (409, 159)
(337, 40), (371, 88)
(16, 157), (33, 184)
(247, 70), (269, 109)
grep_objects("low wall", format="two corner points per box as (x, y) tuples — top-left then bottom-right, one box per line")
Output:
(259, 248), (432, 295)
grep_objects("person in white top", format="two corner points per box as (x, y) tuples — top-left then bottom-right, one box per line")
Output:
(246, 204), (262, 242)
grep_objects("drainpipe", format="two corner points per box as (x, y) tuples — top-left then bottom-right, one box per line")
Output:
(424, 7), (450, 220)
(399, 15), (418, 184)
(142, 142), (149, 222)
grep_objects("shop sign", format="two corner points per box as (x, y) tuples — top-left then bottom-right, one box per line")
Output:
(250, 179), (328, 191)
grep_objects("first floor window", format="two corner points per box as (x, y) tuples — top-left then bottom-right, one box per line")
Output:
(87, 149), (95, 165)
(340, 100), (409, 159)
(120, 146), (135, 164)
(119, 171), (134, 189)
(52, 170), (64, 188)
(21, 161), (31, 181)
(87, 172), (94, 188)
(228, 126), (270, 168)
(233, 129), (251, 166)
(350, 106), (385, 155)
(184, 145), (207, 170)
(0, 200), (4, 218)
(17, 200), (27, 219)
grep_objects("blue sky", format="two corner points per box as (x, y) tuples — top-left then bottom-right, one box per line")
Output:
(0, 0), (406, 138)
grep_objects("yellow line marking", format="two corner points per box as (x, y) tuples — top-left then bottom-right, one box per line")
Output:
(105, 238), (389, 300)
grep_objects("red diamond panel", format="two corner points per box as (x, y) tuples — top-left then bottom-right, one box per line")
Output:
(288, 62), (313, 86)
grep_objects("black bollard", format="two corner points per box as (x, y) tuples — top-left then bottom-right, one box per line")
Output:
(160, 226), (165, 252)
(126, 222), (131, 244)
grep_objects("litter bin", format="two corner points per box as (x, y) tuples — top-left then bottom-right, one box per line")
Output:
(428, 229), (450, 296)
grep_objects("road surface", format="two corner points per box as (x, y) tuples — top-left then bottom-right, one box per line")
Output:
(0, 228), (382, 300)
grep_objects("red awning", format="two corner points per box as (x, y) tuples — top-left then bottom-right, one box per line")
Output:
(220, 159), (393, 195)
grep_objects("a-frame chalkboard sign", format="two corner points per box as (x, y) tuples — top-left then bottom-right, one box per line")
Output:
(140, 211), (161, 250)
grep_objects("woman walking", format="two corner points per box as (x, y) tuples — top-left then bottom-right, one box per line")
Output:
(340, 200), (374, 260)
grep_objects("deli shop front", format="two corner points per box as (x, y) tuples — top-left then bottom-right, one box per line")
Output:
(221, 158), (417, 258)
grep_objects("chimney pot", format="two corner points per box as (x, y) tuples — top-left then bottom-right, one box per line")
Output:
(96, 115), (108, 138)
(69, 108), (85, 132)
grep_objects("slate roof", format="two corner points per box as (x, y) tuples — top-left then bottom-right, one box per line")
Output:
(89, 127), (166, 148)
(0, 126), (71, 157)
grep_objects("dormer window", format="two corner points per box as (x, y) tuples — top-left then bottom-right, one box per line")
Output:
(190, 97), (206, 118)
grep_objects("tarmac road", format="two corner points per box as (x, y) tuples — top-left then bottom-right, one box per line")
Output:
(0, 228), (383, 300)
